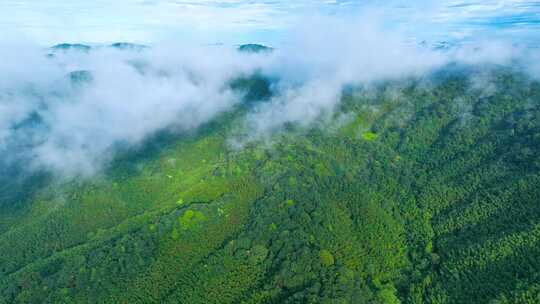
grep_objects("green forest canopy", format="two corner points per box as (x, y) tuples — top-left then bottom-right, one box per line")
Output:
(1, 66), (540, 303)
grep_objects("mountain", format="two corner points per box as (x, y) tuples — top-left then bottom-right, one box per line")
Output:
(49, 42), (269, 54)
(1, 66), (540, 304)
(238, 44), (273, 53)
(49, 42), (148, 54)
(109, 42), (148, 51)
(51, 43), (92, 52)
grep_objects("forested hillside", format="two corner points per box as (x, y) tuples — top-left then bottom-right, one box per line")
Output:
(1, 65), (540, 303)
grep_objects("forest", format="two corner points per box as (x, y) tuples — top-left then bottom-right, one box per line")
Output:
(1, 63), (540, 303)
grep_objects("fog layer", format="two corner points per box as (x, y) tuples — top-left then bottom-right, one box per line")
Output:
(0, 15), (537, 176)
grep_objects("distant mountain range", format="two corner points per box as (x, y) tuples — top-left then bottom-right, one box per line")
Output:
(48, 41), (472, 55)
(50, 42), (148, 52)
(49, 43), (273, 53)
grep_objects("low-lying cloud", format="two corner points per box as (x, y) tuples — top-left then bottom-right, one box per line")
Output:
(0, 13), (538, 177)
(0, 43), (267, 175)
(240, 15), (448, 139)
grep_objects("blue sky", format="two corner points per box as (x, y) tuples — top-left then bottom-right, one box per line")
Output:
(0, 0), (539, 46)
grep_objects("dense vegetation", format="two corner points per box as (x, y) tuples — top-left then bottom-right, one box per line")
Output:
(1, 65), (540, 303)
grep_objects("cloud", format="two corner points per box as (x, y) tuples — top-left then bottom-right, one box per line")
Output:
(0, 10), (539, 178)
(231, 12), (540, 145)
(0, 42), (268, 175)
(237, 13), (447, 141)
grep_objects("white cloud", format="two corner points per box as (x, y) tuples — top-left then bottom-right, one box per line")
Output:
(0, 43), (269, 175)
(237, 13), (448, 142)
(0, 8), (539, 177)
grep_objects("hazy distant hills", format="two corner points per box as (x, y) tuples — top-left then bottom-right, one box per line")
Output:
(237, 44), (273, 53)
(48, 41), (469, 55)
(49, 42), (272, 53)
(51, 43), (92, 52)
(50, 42), (148, 52)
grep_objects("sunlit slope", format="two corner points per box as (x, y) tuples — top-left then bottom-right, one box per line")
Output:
(1, 68), (540, 303)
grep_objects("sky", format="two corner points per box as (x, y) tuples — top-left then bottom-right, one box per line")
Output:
(0, 0), (539, 46)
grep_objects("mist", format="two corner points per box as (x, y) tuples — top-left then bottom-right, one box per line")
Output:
(1, 13), (538, 177)
(0, 42), (267, 176)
